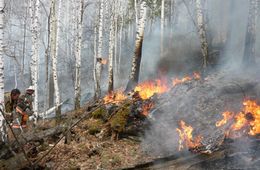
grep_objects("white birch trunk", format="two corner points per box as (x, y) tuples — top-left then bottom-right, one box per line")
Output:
(160, 0), (165, 58)
(108, 6), (115, 93)
(195, 0), (209, 71)
(126, 1), (147, 91)
(93, 25), (98, 98)
(0, 0), (7, 142)
(30, 0), (40, 121)
(74, 0), (84, 109)
(95, 0), (104, 99)
(50, 0), (62, 117)
(118, 10), (123, 75)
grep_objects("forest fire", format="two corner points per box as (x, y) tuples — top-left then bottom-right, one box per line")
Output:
(134, 79), (169, 100)
(172, 72), (201, 86)
(216, 111), (234, 127)
(141, 102), (154, 116)
(103, 90), (127, 104)
(176, 120), (203, 151)
(216, 100), (260, 137)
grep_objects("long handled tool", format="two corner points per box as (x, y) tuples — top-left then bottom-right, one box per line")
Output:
(0, 104), (33, 167)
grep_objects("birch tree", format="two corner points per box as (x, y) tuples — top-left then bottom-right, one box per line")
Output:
(160, 0), (165, 58)
(94, 0), (104, 99)
(30, 0), (40, 121)
(195, 0), (209, 72)
(126, 1), (147, 91)
(74, 0), (84, 109)
(50, 0), (62, 117)
(108, 2), (115, 93)
(0, 0), (7, 143)
(243, 0), (259, 65)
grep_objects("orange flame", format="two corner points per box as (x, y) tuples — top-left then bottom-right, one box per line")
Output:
(193, 72), (201, 80)
(216, 100), (260, 137)
(173, 72), (201, 86)
(176, 120), (203, 151)
(103, 90), (127, 104)
(142, 102), (154, 116)
(134, 79), (169, 100)
(216, 111), (234, 127)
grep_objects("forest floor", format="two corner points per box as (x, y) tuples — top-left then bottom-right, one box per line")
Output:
(4, 68), (260, 170)
(28, 107), (154, 170)
(37, 119), (153, 169)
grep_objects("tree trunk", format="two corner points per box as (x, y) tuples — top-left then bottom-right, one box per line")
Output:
(243, 0), (258, 65)
(160, 0), (165, 58)
(30, 0), (40, 121)
(108, 6), (115, 93)
(50, 0), (62, 118)
(0, 0), (7, 143)
(118, 8), (123, 76)
(74, 0), (84, 110)
(126, 1), (147, 91)
(195, 0), (209, 72)
(94, 0), (104, 99)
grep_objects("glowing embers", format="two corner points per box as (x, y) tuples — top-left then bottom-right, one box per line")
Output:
(172, 72), (201, 86)
(134, 78), (169, 100)
(103, 90), (127, 104)
(216, 100), (260, 137)
(176, 120), (203, 151)
(141, 102), (154, 116)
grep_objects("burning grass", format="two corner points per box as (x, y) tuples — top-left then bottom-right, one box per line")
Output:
(216, 100), (260, 137)
(176, 120), (203, 151)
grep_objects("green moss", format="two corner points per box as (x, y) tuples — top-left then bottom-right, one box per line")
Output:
(87, 119), (103, 135)
(92, 107), (107, 120)
(109, 103), (131, 133)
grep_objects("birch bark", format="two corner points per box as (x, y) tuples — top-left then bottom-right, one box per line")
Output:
(74, 0), (84, 109)
(126, 1), (147, 91)
(0, 0), (7, 142)
(195, 0), (209, 71)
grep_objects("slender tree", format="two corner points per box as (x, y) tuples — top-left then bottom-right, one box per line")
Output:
(74, 0), (84, 109)
(0, 0), (7, 143)
(94, 0), (104, 99)
(30, 0), (40, 121)
(160, 0), (165, 58)
(126, 1), (147, 91)
(50, 0), (62, 118)
(243, 0), (259, 65)
(195, 0), (209, 72)
(108, 2), (115, 93)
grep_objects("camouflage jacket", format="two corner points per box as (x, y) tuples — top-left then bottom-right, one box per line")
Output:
(4, 92), (17, 113)
(17, 93), (34, 115)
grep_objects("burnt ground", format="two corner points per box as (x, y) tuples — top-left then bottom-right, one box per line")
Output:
(1, 68), (260, 170)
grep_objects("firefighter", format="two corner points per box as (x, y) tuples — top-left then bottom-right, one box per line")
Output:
(4, 89), (21, 122)
(12, 86), (35, 131)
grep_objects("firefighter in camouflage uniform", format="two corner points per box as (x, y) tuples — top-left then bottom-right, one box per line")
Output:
(4, 89), (21, 122)
(12, 86), (35, 130)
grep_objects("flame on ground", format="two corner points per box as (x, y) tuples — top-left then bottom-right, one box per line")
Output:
(103, 90), (127, 104)
(173, 72), (201, 86)
(216, 111), (234, 127)
(216, 100), (260, 137)
(142, 102), (154, 116)
(134, 78), (169, 100)
(176, 120), (203, 151)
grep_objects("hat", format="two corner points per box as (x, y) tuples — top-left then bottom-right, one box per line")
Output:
(26, 86), (35, 91)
